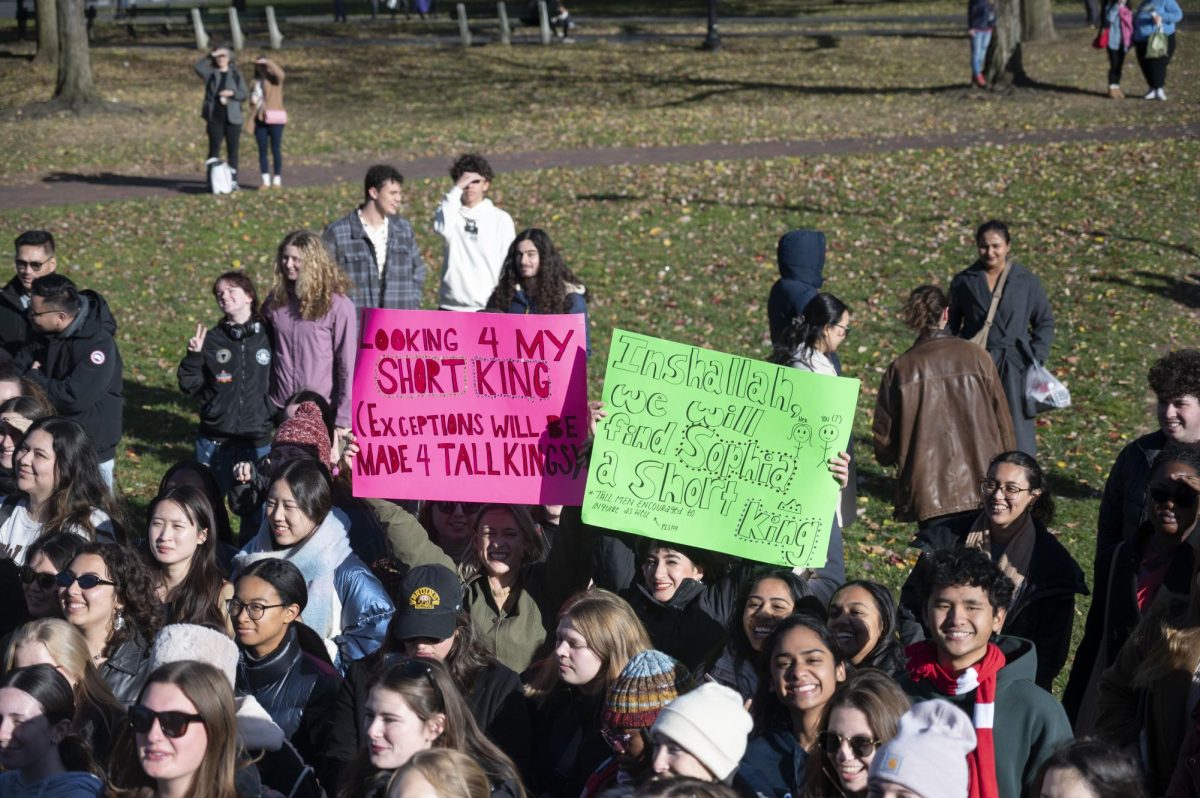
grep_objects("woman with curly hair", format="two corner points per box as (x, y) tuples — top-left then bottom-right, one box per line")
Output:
(263, 229), (357, 441)
(58, 542), (163, 705)
(144, 485), (233, 632)
(486, 228), (591, 355)
(0, 417), (120, 565)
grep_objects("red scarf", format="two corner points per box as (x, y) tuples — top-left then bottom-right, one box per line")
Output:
(906, 641), (1006, 798)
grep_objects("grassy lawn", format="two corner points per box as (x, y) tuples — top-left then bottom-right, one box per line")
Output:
(1, 8), (1198, 691)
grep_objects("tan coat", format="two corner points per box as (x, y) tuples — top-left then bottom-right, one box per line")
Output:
(247, 58), (285, 133)
(873, 329), (1015, 521)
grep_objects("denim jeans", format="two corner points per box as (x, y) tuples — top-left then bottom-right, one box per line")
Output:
(970, 30), (993, 76)
(254, 123), (284, 176)
(195, 437), (271, 536)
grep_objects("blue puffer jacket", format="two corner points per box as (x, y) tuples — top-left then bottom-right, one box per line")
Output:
(504, 285), (590, 357)
(739, 728), (810, 798)
(1132, 0), (1182, 38)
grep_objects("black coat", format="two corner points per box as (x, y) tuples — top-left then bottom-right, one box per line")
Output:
(528, 684), (608, 798)
(1062, 525), (1196, 726)
(236, 625), (341, 782)
(327, 653), (532, 787)
(100, 635), (152, 707)
(0, 277), (29, 359)
(948, 260), (1054, 457)
(177, 318), (274, 446)
(898, 517), (1088, 690)
(13, 290), (123, 461)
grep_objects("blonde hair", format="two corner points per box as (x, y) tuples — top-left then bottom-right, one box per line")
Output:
(4, 618), (124, 733)
(1132, 557), (1200, 686)
(108, 661), (239, 798)
(387, 749), (492, 798)
(526, 588), (652, 702)
(270, 229), (353, 320)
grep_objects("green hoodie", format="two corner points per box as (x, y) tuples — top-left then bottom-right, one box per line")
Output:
(901, 636), (1072, 798)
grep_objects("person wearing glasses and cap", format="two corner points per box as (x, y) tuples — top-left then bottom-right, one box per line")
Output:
(898, 450), (1086, 690)
(0, 231), (57, 360)
(327, 564), (530, 781)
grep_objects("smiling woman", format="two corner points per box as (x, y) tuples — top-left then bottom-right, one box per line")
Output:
(144, 485), (233, 632)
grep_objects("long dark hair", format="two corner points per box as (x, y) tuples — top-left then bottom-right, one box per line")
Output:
(72, 543), (163, 659)
(158, 461), (236, 548)
(16, 416), (121, 542)
(146, 486), (228, 629)
(269, 458), (333, 530)
(1032, 740), (1146, 798)
(769, 292), (848, 367)
(828, 580), (905, 671)
(339, 658), (525, 798)
(751, 614), (847, 733)
(726, 568), (813, 666)
(988, 450), (1055, 524)
(486, 228), (587, 315)
(1, 663), (97, 775)
(371, 609), (499, 698)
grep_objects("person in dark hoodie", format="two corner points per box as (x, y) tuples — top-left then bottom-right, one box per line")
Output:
(1, 231), (58, 360)
(766, 230), (825, 348)
(11, 274), (122, 490)
(901, 547), (1071, 798)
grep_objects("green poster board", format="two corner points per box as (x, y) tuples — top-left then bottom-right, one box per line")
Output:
(582, 329), (860, 568)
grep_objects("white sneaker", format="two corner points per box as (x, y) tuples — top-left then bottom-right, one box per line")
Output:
(1144, 89), (1158, 99)
(261, 173), (271, 187)
(1156, 88), (1167, 100)
(272, 175), (282, 187)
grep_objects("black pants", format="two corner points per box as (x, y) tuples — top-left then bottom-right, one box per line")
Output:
(206, 107), (241, 172)
(1107, 47), (1126, 85)
(1135, 32), (1176, 90)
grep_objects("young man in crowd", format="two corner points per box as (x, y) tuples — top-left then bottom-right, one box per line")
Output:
(903, 547), (1071, 798)
(433, 152), (515, 312)
(12, 274), (123, 488)
(323, 164), (427, 311)
(0, 230), (58, 360)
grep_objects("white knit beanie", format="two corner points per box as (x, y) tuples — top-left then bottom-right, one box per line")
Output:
(650, 682), (753, 781)
(149, 624), (239, 688)
(868, 699), (977, 798)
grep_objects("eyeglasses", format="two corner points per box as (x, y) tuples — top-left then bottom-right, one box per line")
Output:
(1149, 485), (1199, 509)
(14, 258), (52, 272)
(129, 704), (205, 738)
(979, 479), (1034, 497)
(433, 501), (482, 514)
(832, 323), (851, 335)
(56, 572), (115, 590)
(817, 730), (881, 759)
(227, 598), (286, 620)
(601, 728), (648, 755)
(24, 308), (59, 319)
(20, 566), (58, 590)
(382, 655), (444, 708)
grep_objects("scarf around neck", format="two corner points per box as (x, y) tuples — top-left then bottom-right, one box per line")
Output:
(964, 511), (1036, 607)
(234, 510), (354, 644)
(906, 640), (1005, 798)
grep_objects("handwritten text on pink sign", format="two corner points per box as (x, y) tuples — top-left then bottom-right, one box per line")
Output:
(351, 309), (589, 504)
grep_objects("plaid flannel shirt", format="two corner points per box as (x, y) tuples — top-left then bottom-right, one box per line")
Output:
(322, 209), (427, 310)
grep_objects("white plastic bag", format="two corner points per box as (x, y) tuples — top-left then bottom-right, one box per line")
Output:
(206, 158), (234, 195)
(1025, 361), (1071, 413)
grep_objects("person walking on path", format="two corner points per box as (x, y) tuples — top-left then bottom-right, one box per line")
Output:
(1103, 0), (1135, 98)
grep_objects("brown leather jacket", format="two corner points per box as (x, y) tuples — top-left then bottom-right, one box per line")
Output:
(872, 329), (1015, 521)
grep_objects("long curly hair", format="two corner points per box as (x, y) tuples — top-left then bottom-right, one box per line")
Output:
(71, 543), (164, 659)
(768, 292), (848, 368)
(269, 229), (353, 321)
(485, 228), (587, 315)
(16, 416), (123, 542)
(145, 486), (229, 630)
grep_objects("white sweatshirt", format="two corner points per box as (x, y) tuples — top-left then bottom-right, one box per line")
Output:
(433, 186), (516, 311)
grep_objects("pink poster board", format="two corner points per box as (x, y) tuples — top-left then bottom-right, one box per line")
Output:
(351, 309), (589, 504)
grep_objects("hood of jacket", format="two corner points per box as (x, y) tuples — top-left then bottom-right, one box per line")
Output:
(994, 634), (1039, 688)
(776, 230), (826, 284)
(60, 290), (118, 340)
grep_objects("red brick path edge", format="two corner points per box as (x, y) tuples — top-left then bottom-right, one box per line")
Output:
(2, 121), (1196, 211)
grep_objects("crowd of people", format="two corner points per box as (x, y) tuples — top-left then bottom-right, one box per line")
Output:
(0, 173), (1196, 798)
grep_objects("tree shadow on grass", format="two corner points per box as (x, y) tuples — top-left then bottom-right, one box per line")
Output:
(124, 381), (197, 465)
(1047, 471), (1101, 502)
(44, 172), (212, 195)
(575, 192), (946, 226)
(1060, 225), (1200, 260)
(1090, 271), (1200, 310)
(649, 74), (965, 107)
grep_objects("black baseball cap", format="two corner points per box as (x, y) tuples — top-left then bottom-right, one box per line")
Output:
(391, 564), (463, 642)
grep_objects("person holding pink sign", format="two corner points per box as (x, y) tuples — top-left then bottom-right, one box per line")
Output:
(486, 228), (591, 356)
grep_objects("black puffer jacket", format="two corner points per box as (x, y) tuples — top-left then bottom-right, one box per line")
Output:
(0, 277), (29, 359)
(13, 290), (123, 460)
(236, 624), (340, 778)
(177, 318), (274, 446)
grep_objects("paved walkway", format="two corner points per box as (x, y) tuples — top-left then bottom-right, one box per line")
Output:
(2, 121), (1197, 211)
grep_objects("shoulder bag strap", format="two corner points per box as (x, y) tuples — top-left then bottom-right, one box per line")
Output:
(969, 265), (1011, 347)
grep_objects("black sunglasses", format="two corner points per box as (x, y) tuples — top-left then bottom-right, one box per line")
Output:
(818, 730), (881, 759)
(20, 566), (57, 590)
(602, 727), (649, 755)
(382, 655), (444, 707)
(432, 501), (482, 514)
(1149, 485), (1199, 508)
(129, 704), (205, 738)
(56, 571), (115, 590)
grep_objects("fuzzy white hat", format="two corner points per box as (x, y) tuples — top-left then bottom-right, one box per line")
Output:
(150, 624), (239, 688)
(650, 682), (753, 781)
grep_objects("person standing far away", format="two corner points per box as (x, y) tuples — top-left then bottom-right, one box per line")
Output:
(11, 274), (123, 491)
(322, 164), (427, 312)
(193, 46), (248, 189)
(1, 231), (58, 361)
(434, 153), (516, 312)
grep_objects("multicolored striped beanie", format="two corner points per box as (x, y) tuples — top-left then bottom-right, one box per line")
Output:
(601, 649), (693, 730)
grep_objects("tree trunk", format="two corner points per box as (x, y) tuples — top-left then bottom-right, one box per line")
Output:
(986, 0), (1026, 87)
(1021, 0), (1057, 42)
(32, 0), (58, 65)
(53, 0), (100, 108)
